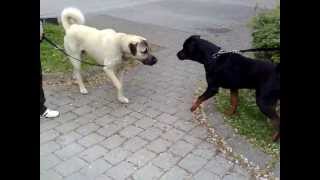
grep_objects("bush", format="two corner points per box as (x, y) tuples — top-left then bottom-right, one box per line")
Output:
(251, 6), (280, 63)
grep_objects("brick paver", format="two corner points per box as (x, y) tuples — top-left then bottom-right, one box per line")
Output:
(40, 14), (253, 180)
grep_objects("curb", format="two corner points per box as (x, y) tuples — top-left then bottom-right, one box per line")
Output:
(203, 99), (280, 178)
(40, 17), (59, 24)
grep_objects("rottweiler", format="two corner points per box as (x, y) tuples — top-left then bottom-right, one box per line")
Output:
(177, 35), (280, 141)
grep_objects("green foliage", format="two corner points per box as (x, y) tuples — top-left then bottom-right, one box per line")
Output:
(251, 6), (280, 62)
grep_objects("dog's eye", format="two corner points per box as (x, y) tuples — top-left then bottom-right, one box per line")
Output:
(142, 48), (148, 54)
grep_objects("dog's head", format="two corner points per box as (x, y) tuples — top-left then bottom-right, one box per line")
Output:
(125, 36), (157, 66)
(177, 35), (221, 64)
(177, 35), (202, 62)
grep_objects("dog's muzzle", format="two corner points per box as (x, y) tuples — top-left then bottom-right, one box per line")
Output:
(177, 50), (186, 60)
(142, 55), (157, 66)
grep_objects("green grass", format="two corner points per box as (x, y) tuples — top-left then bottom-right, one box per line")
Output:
(214, 89), (280, 157)
(40, 23), (96, 73)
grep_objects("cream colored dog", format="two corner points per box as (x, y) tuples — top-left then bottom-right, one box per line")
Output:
(61, 7), (157, 103)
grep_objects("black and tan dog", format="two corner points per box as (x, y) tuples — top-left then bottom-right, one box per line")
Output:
(177, 35), (280, 141)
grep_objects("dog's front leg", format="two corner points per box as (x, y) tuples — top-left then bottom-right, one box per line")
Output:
(115, 68), (125, 99)
(224, 89), (239, 116)
(117, 68), (125, 85)
(103, 67), (129, 104)
(191, 86), (218, 112)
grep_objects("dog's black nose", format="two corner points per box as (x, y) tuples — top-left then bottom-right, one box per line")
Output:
(177, 51), (185, 60)
(150, 56), (157, 65)
(142, 56), (157, 66)
(152, 56), (157, 62)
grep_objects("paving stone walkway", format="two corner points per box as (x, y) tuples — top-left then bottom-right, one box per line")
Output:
(41, 14), (262, 180)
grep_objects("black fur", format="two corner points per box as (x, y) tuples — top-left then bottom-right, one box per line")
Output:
(129, 43), (137, 56)
(141, 40), (149, 54)
(177, 35), (280, 141)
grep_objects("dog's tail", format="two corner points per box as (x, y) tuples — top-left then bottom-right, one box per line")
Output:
(61, 7), (85, 31)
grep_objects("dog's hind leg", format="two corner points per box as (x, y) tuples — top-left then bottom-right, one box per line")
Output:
(65, 42), (88, 94)
(103, 67), (129, 104)
(71, 58), (88, 94)
(271, 118), (280, 142)
(257, 97), (280, 142)
(224, 89), (239, 116)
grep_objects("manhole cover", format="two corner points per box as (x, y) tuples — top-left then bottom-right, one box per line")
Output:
(204, 27), (232, 34)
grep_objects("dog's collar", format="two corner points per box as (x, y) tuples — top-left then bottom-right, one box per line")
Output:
(211, 49), (226, 59)
(211, 49), (241, 60)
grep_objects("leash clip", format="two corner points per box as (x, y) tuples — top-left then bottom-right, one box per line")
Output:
(212, 50), (226, 59)
(231, 50), (240, 54)
(212, 49), (241, 58)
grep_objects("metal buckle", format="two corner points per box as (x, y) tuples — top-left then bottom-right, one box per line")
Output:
(231, 50), (240, 54)
(212, 50), (225, 59)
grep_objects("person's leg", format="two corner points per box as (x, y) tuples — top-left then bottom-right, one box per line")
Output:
(40, 84), (47, 115)
(40, 60), (47, 115)
(40, 59), (59, 118)
(40, 23), (59, 118)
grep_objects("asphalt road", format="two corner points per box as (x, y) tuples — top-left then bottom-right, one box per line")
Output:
(40, 0), (277, 34)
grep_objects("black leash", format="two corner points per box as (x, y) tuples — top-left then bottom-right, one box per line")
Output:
(42, 36), (106, 67)
(238, 47), (280, 53)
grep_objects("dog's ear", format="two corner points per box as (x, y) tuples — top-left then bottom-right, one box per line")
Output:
(129, 43), (138, 56)
(141, 40), (148, 47)
(191, 35), (200, 39)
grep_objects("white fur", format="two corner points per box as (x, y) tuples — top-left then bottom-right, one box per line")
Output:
(61, 7), (85, 30)
(61, 7), (151, 103)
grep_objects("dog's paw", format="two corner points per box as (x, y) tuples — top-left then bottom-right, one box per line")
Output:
(272, 132), (280, 142)
(118, 96), (129, 104)
(80, 88), (88, 94)
(190, 105), (198, 112)
(224, 110), (238, 116)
